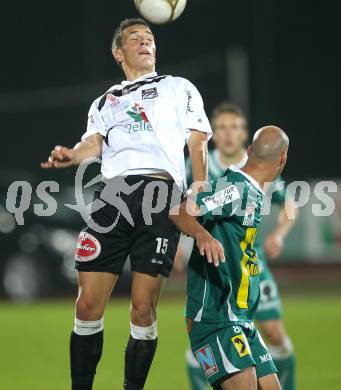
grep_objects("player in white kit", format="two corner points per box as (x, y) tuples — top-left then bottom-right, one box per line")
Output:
(41, 18), (216, 390)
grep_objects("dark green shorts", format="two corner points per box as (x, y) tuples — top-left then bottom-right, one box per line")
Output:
(187, 320), (277, 387)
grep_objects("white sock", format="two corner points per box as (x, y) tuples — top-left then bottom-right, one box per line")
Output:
(130, 321), (158, 340)
(74, 317), (104, 336)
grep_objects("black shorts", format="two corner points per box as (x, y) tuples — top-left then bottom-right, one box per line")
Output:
(75, 175), (181, 278)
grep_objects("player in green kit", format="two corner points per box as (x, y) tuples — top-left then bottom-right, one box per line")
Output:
(170, 126), (289, 389)
(183, 103), (296, 390)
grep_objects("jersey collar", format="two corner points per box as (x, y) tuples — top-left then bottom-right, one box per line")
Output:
(121, 72), (158, 86)
(229, 165), (265, 195)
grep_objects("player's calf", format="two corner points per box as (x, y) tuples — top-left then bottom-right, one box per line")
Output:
(124, 321), (158, 390)
(70, 272), (117, 389)
(124, 273), (164, 389)
(70, 318), (104, 390)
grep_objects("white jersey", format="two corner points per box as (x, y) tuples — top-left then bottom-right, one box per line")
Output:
(81, 72), (212, 190)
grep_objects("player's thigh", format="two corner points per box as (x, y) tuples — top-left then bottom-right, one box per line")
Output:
(258, 373), (282, 390)
(244, 324), (278, 381)
(217, 367), (257, 390)
(76, 271), (119, 320)
(130, 272), (167, 325)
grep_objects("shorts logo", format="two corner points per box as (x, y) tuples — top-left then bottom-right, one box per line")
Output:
(142, 87), (158, 100)
(259, 353), (273, 364)
(231, 334), (251, 357)
(151, 258), (163, 265)
(75, 232), (101, 262)
(194, 345), (218, 378)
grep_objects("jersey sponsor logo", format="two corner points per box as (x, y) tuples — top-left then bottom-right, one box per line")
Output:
(231, 334), (251, 357)
(142, 87), (158, 99)
(243, 204), (256, 226)
(245, 258), (259, 276)
(75, 232), (101, 262)
(259, 280), (277, 303)
(259, 353), (273, 364)
(125, 103), (153, 133)
(202, 185), (240, 212)
(194, 345), (218, 378)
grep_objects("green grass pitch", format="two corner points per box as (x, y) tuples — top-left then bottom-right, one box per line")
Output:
(1, 293), (341, 389)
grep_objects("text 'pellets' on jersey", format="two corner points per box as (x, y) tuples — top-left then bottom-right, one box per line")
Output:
(186, 166), (265, 325)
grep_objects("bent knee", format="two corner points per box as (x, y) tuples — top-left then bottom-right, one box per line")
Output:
(130, 302), (156, 326)
(76, 294), (104, 320)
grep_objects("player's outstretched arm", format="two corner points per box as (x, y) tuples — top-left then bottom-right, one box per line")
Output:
(41, 133), (103, 169)
(169, 199), (225, 267)
(264, 197), (297, 260)
(187, 130), (208, 193)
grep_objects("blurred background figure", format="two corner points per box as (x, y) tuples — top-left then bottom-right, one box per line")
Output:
(1, 1), (340, 389)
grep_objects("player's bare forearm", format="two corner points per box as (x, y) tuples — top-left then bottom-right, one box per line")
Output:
(273, 198), (297, 238)
(41, 133), (103, 169)
(169, 199), (225, 266)
(170, 200), (203, 238)
(264, 198), (298, 259)
(188, 130), (208, 193)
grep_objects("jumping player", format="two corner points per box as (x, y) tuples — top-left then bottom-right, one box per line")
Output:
(41, 18), (213, 390)
(170, 126), (290, 389)
(184, 103), (296, 389)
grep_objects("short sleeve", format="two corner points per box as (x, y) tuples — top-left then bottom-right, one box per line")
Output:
(269, 177), (287, 205)
(81, 98), (107, 141)
(182, 79), (212, 142)
(194, 176), (243, 224)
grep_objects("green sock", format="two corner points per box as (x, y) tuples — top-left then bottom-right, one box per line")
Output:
(273, 353), (296, 390)
(186, 349), (208, 390)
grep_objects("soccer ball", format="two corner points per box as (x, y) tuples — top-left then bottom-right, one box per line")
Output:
(134, 0), (187, 24)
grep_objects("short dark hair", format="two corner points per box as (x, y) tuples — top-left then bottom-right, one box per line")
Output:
(111, 18), (151, 51)
(211, 102), (248, 131)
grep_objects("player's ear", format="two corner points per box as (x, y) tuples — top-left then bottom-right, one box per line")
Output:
(279, 150), (288, 168)
(247, 144), (253, 157)
(113, 48), (124, 66)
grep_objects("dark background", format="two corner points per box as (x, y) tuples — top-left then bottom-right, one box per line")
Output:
(1, 0), (339, 182)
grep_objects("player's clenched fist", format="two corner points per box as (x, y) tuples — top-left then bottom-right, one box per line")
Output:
(194, 229), (225, 267)
(41, 145), (76, 169)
